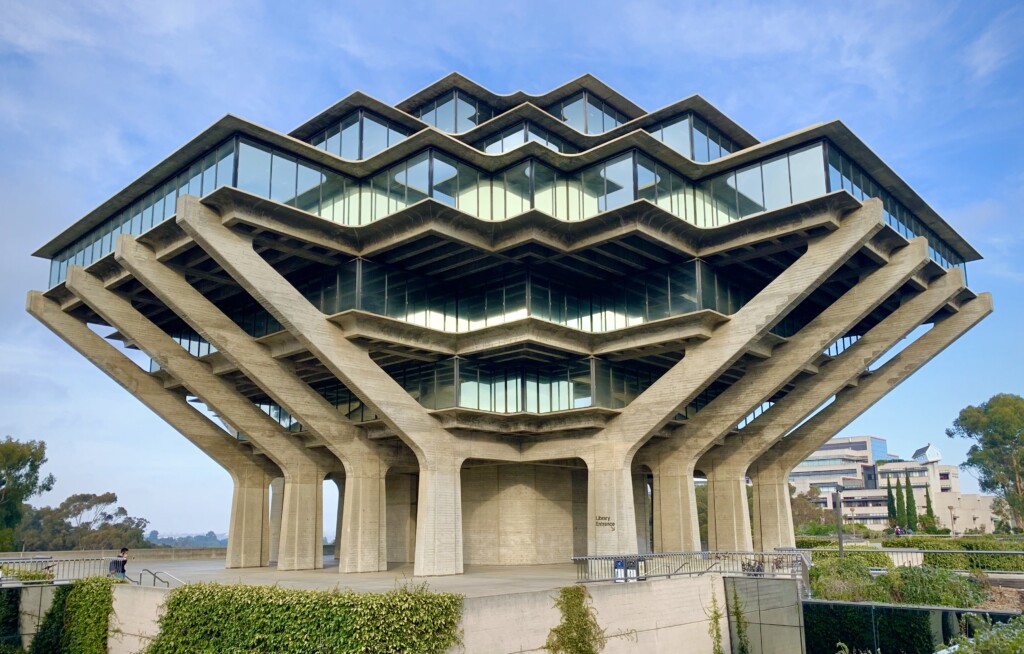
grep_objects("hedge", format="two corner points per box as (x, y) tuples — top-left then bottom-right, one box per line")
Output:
(881, 537), (1024, 571)
(146, 582), (463, 654)
(809, 547), (894, 569)
(0, 589), (19, 651)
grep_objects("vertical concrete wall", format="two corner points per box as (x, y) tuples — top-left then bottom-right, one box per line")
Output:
(108, 585), (169, 654)
(724, 577), (806, 654)
(572, 470), (588, 557)
(387, 472), (417, 563)
(457, 574), (735, 653)
(461, 464), (574, 565)
(17, 585), (55, 650)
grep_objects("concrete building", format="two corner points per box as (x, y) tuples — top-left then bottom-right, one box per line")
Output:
(27, 74), (991, 575)
(793, 436), (995, 532)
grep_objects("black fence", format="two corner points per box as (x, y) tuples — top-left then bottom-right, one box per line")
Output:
(803, 600), (1018, 654)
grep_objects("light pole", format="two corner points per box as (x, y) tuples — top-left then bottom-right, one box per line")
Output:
(834, 486), (845, 558)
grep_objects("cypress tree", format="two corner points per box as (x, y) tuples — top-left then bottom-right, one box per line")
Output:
(905, 471), (918, 531)
(926, 487), (935, 520)
(895, 476), (907, 529)
(886, 478), (897, 527)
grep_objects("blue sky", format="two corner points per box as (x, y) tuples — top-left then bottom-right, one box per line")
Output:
(0, 1), (1021, 536)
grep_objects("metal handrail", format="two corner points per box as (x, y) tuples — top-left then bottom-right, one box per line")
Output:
(138, 569), (186, 588)
(782, 546), (1024, 574)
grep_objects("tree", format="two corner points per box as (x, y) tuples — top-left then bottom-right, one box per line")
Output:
(925, 487), (935, 521)
(895, 476), (906, 528)
(886, 478), (897, 527)
(0, 436), (56, 550)
(947, 393), (1024, 527)
(904, 471), (918, 531)
(15, 492), (150, 551)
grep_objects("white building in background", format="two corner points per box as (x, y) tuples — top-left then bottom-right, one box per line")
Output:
(791, 435), (996, 533)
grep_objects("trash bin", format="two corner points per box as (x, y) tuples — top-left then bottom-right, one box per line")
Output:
(614, 558), (626, 583)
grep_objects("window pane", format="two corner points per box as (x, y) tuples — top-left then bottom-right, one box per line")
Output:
(636, 154), (657, 203)
(270, 153), (298, 205)
(788, 143), (826, 203)
(362, 114), (389, 158)
(602, 153), (634, 210)
(405, 152), (430, 203)
(503, 161), (532, 217)
(735, 164), (765, 216)
(456, 95), (476, 132)
(201, 152), (217, 195)
(455, 161), (479, 215)
(432, 152), (458, 206)
(586, 95), (604, 134)
(215, 141), (234, 189)
(533, 161), (556, 215)
(827, 144), (842, 192)
(320, 170), (346, 222)
(555, 93), (585, 132)
(761, 154), (791, 210)
(295, 163), (322, 214)
(709, 173), (739, 223)
(692, 117), (711, 163)
(660, 115), (691, 156)
(340, 114), (359, 159)
(419, 100), (436, 127)
(187, 161), (203, 196)
(434, 92), (456, 132)
(236, 140), (272, 197)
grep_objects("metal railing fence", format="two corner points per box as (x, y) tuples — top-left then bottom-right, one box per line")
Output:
(573, 550), (811, 593)
(0, 556), (117, 585)
(786, 547), (1024, 573)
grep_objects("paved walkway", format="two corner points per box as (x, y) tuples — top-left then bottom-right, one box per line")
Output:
(129, 556), (579, 597)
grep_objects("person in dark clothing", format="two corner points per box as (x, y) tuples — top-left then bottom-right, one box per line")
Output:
(109, 548), (129, 579)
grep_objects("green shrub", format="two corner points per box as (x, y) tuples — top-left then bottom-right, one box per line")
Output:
(954, 615), (1024, 653)
(28, 584), (70, 654)
(880, 567), (988, 608)
(545, 586), (605, 654)
(60, 577), (115, 654)
(880, 537), (1024, 571)
(0, 567), (51, 583)
(810, 558), (886, 603)
(810, 547), (894, 569)
(0, 589), (19, 649)
(796, 537), (838, 549)
(146, 582), (463, 654)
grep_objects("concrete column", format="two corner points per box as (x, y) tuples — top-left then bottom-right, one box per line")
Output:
(632, 472), (652, 554)
(338, 462), (389, 573)
(648, 454), (702, 552)
(227, 465), (272, 568)
(414, 456), (464, 576)
(176, 197), (463, 576)
(749, 463), (796, 551)
(269, 477), (284, 564)
(115, 234), (388, 572)
(705, 468), (750, 551)
(331, 475), (344, 560)
(750, 293), (993, 550)
(62, 266), (332, 571)
(26, 291), (279, 569)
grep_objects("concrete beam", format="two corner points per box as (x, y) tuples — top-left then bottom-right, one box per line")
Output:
(585, 200), (885, 556)
(27, 291), (277, 569)
(176, 196), (463, 576)
(749, 292), (993, 550)
(63, 265), (330, 571)
(115, 235), (390, 573)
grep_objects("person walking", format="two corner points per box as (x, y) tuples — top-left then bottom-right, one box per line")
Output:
(108, 548), (129, 580)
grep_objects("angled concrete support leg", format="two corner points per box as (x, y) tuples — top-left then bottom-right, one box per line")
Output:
(62, 266), (332, 571)
(648, 455), (702, 552)
(750, 293), (993, 550)
(26, 291), (278, 568)
(750, 463), (796, 551)
(177, 197), (462, 575)
(331, 475), (344, 560)
(338, 461), (389, 573)
(228, 465), (273, 568)
(269, 477), (284, 564)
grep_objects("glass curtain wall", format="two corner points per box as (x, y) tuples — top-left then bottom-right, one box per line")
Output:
(647, 112), (737, 162)
(47, 135), (967, 288)
(308, 109), (409, 160)
(547, 91), (627, 134)
(476, 121), (577, 154)
(416, 90), (494, 133)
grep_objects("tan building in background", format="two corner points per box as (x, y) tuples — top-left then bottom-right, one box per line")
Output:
(794, 436), (995, 533)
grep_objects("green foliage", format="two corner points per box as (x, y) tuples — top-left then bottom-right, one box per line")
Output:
(806, 602), (939, 654)
(60, 577), (115, 654)
(28, 584), (70, 654)
(810, 547), (894, 569)
(705, 585), (724, 654)
(545, 585), (605, 654)
(0, 589), (19, 650)
(0, 437), (55, 536)
(0, 644), (25, 654)
(811, 557), (988, 608)
(895, 477), (907, 528)
(0, 566), (52, 582)
(881, 536), (1024, 571)
(947, 393), (1024, 525)
(925, 487), (935, 521)
(147, 581), (463, 654)
(796, 537), (838, 549)
(904, 471), (918, 531)
(729, 585), (751, 654)
(954, 615), (1024, 653)
(886, 478), (897, 527)
(16, 492), (151, 551)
